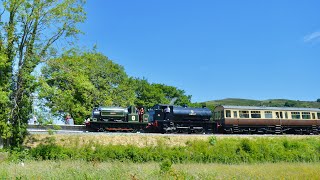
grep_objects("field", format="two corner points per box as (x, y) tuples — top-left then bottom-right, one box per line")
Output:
(1, 134), (319, 179)
(0, 161), (320, 179)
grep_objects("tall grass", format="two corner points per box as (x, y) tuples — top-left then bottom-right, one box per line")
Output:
(0, 161), (320, 179)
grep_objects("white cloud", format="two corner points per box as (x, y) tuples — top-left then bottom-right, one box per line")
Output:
(303, 31), (320, 43)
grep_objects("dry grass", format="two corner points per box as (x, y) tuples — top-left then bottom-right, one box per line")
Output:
(24, 133), (320, 148)
(24, 134), (211, 148)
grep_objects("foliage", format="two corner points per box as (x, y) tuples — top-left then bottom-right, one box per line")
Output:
(206, 98), (320, 109)
(133, 78), (192, 109)
(20, 136), (320, 164)
(284, 100), (297, 107)
(209, 136), (217, 145)
(159, 159), (172, 173)
(317, 99), (320, 103)
(39, 51), (135, 124)
(0, 23), (12, 141)
(0, 0), (86, 147)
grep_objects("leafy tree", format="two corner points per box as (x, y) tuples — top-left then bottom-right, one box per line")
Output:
(284, 101), (297, 107)
(0, 43), (12, 141)
(134, 78), (192, 108)
(317, 99), (320, 103)
(134, 79), (168, 108)
(39, 51), (135, 124)
(0, 0), (86, 147)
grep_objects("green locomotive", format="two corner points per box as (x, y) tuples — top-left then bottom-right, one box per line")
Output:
(87, 105), (149, 132)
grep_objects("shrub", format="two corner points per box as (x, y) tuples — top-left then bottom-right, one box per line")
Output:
(209, 136), (217, 145)
(160, 159), (172, 173)
(14, 136), (320, 164)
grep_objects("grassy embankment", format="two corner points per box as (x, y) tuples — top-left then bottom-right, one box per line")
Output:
(1, 134), (320, 179)
(18, 134), (320, 164)
(0, 161), (320, 179)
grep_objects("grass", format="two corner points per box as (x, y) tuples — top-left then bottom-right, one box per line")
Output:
(23, 133), (317, 148)
(20, 134), (320, 164)
(24, 134), (211, 148)
(0, 161), (319, 179)
(2, 134), (319, 179)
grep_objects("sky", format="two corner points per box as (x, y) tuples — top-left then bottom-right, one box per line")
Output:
(77, 0), (320, 103)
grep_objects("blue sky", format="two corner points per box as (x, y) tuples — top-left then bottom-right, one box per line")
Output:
(78, 0), (320, 103)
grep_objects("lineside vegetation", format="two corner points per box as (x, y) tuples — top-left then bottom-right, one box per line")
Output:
(0, 161), (320, 179)
(3, 135), (319, 164)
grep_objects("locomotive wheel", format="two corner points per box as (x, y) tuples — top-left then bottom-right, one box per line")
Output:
(97, 127), (105, 132)
(194, 128), (205, 134)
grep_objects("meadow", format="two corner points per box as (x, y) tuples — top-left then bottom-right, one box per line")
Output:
(1, 134), (320, 179)
(0, 160), (320, 179)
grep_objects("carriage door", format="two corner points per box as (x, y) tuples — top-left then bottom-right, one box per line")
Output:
(275, 111), (283, 119)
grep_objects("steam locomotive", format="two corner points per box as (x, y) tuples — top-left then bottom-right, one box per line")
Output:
(86, 104), (320, 134)
(87, 105), (148, 132)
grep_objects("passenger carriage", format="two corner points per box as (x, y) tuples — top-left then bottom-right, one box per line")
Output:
(214, 105), (320, 134)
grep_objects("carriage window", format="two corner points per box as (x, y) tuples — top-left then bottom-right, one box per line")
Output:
(302, 112), (311, 119)
(312, 113), (316, 119)
(233, 111), (238, 118)
(291, 112), (301, 119)
(317, 113), (320, 119)
(285, 112), (288, 119)
(239, 111), (249, 118)
(264, 111), (273, 118)
(226, 110), (231, 117)
(251, 111), (261, 118)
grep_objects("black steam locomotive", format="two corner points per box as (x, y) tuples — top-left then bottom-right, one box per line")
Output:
(147, 104), (214, 133)
(86, 104), (214, 133)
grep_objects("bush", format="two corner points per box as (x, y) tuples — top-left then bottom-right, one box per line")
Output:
(12, 136), (320, 164)
(160, 159), (172, 173)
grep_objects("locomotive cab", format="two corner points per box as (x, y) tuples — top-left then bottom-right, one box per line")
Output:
(150, 104), (173, 121)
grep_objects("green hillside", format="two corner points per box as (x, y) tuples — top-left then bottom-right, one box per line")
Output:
(205, 98), (320, 109)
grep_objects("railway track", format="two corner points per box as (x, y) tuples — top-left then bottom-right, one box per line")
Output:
(27, 125), (317, 137)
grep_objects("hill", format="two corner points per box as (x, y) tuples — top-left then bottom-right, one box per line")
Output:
(204, 98), (320, 109)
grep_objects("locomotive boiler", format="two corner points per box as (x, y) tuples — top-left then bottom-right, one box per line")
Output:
(147, 104), (214, 133)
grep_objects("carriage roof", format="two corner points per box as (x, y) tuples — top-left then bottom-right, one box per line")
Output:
(217, 105), (320, 112)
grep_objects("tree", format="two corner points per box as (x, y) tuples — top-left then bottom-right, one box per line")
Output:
(0, 0), (86, 147)
(317, 99), (320, 103)
(0, 40), (12, 141)
(39, 51), (135, 124)
(134, 78), (192, 108)
(284, 101), (297, 107)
